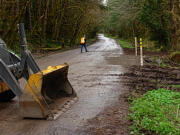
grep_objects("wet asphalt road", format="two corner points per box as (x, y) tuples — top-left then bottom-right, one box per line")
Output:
(0, 34), (138, 135)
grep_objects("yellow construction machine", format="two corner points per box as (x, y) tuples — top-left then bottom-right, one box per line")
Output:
(0, 23), (77, 120)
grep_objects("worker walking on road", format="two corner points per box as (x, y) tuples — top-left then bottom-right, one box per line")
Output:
(80, 35), (88, 53)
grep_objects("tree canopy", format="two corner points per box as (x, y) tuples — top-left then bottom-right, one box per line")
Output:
(103, 0), (180, 50)
(0, 0), (103, 51)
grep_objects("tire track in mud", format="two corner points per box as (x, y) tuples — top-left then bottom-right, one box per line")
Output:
(126, 65), (180, 94)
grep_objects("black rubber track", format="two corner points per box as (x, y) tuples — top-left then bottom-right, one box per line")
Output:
(0, 90), (16, 102)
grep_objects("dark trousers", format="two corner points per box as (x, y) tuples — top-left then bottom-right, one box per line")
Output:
(80, 44), (88, 52)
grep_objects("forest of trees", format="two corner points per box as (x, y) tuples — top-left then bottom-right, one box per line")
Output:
(1, 0), (180, 52)
(0, 0), (103, 52)
(103, 0), (180, 50)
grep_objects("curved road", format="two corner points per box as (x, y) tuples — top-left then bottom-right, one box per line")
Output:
(0, 34), (138, 135)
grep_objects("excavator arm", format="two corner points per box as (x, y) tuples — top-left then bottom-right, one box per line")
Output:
(0, 59), (22, 97)
(0, 23), (78, 120)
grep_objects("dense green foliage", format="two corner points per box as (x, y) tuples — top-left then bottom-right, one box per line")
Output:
(139, 0), (170, 48)
(103, 0), (180, 50)
(0, 0), (103, 51)
(130, 89), (180, 135)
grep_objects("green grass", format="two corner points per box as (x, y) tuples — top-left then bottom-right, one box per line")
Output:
(46, 40), (61, 48)
(116, 39), (134, 49)
(130, 89), (180, 135)
(104, 34), (134, 49)
(160, 62), (167, 68)
(8, 45), (21, 57)
(150, 79), (156, 83)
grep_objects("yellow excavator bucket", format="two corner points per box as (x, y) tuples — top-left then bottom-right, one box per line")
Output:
(0, 82), (9, 93)
(19, 63), (78, 120)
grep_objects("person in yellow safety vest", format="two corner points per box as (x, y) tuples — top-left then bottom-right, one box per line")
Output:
(80, 35), (88, 53)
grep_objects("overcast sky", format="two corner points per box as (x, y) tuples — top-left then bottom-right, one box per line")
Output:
(103, 0), (107, 5)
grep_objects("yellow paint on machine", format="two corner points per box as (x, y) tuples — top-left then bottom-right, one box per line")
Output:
(19, 63), (77, 119)
(0, 82), (9, 93)
(42, 65), (66, 75)
(21, 73), (47, 117)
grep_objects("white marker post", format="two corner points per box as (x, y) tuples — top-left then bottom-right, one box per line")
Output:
(135, 37), (137, 56)
(140, 38), (143, 66)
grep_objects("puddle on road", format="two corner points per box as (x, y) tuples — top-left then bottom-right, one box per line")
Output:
(94, 34), (123, 53)
(105, 55), (140, 66)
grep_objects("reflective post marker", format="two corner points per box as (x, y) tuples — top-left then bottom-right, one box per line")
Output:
(135, 37), (137, 56)
(140, 38), (143, 66)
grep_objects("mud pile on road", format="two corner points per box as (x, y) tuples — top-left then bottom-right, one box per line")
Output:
(76, 57), (180, 135)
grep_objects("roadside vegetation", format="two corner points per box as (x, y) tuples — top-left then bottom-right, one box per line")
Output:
(101, 0), (180, 52)
(130, 89), (180, 135)
(117, 39), (134, 49)
(104, 34), (134, 49)
(0, 0), (104, 52)
(101, 1), (180, 133)
(126, 58), (180, 134)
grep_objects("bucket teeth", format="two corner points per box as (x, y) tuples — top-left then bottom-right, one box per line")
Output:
(47, 97), (78, 120)
(19, 64), (78, 120)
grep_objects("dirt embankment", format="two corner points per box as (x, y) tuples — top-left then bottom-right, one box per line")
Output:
(126, 65), (180, 94)
(77, 49), (180, 135)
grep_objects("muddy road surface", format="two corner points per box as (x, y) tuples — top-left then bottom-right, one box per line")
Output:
(0, 34), (139, 135)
